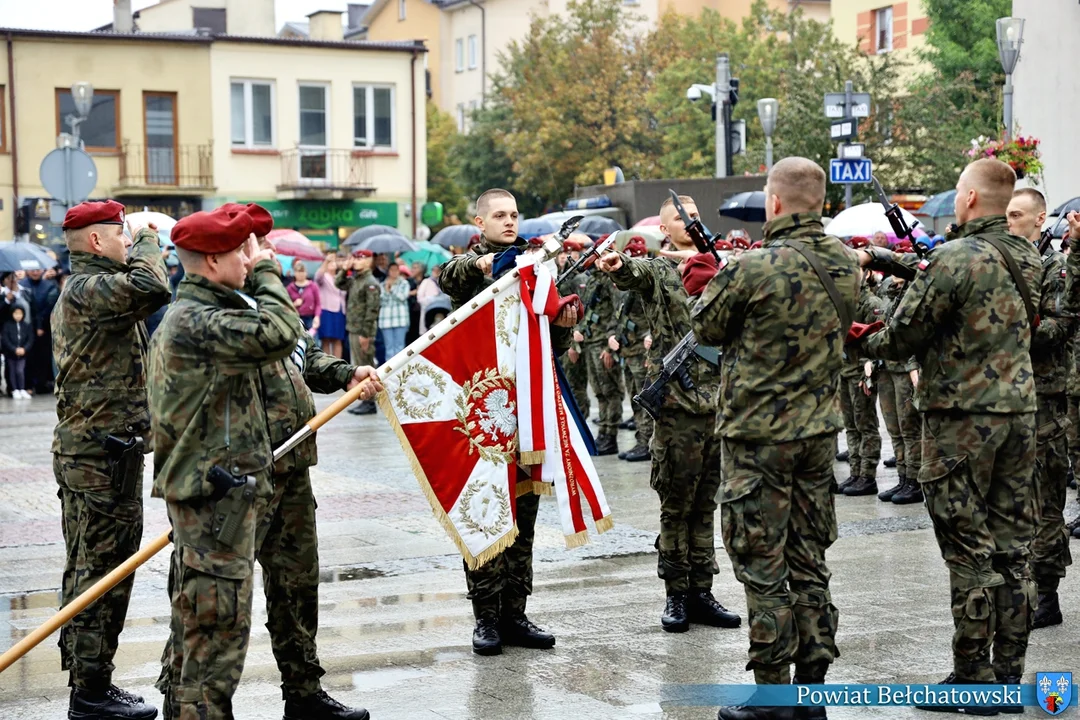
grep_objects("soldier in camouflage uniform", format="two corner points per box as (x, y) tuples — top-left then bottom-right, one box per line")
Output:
(598, 195), (740, 635)
(439, 188), (578, 656)
(1070, 237), (1080, 540)
(336, 250), (381, 415)
(610, 237), (653, 461)
(52, 200), (170, 720)
(861, 159), (1041, 703)
(685, 159), (857, 719)
(837, 280), (885, 496)
(149, 208), (301, 719)
(1007, 189), (1073, 629)
(576, 262), (623, 454)
(559, 241), (591, 420)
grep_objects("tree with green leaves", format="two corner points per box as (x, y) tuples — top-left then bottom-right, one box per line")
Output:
(425, 104), (468, 230)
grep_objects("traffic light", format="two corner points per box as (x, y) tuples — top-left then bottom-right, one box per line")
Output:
(729, 78), (740, 107)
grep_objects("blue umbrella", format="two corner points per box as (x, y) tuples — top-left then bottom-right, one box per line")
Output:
(353, 233), (417, 255)
(577, 215), (623, 239)
(431, 224), (481, 249)
(915, 190), (957, 218)
(518, 217), (560, 240)
(343, 224), (403, 248)
(0, 241), (58, 273)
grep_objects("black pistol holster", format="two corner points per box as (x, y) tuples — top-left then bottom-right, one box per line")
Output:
(207, 465), (257, 547)
(104, 435), (144, 499)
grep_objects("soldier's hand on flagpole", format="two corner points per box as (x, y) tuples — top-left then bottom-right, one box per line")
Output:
(573, 330), (585, 343)
(348, 366), (384, 398)
(568, 348), (580, 363)
(909, 368), (919, 389)
(597, 253), (622, 273)
(553, 305), (578, 327)
(644, 334), (653, 350)
(475, 253), (495, 276)
(608, 336), (620, 352)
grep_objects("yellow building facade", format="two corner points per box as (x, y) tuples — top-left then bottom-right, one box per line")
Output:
(830, 0), (929, 58)
(362, 0), (444, 108)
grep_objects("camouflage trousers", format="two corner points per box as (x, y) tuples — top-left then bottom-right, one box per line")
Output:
(1031, 394), (1073, 594)
(720, 435), (840, 684)
(650, 410), (721, 594)
(919, 411), (1036, 682)
(840, 376), (881, 479)
(348, 333), (375, 368)
(878, 370), (921, 480)
(1068, 394), (1080, 489)
(54, 454), (144, 690)
(622, 351), (654, 449)
(465, 486), (539, 616)
(562, 350), (590, 421)
(157, 475), (273, 720)
(584, 343), (623, 436)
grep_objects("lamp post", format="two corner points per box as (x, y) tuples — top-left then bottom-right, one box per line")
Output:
(757, 98), (778, 172)
(65, 82), (95, 147)
(995, 17), (1024, 141)
(685, 53), (731, 178)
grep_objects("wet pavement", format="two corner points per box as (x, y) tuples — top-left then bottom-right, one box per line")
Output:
(0, 392), (1077, 719)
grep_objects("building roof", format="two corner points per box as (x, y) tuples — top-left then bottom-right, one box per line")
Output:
(0, 26), (426, 52)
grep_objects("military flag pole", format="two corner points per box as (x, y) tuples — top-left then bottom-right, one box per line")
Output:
(0, 229), (579, 674)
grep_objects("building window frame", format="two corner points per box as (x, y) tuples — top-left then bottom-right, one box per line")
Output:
(353, 83), (396, 151)
(467, 35), (478, 70)
(55, 88), (121, 153)
(230, 78), (276, 149)
(143, 91), (179, 185)
(876, 6), (893, 54)
(455, 38), (465, 73)
(0, 85), (6, 153)
(399, 0), (407, 21)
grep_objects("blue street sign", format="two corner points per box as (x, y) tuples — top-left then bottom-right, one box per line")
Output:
(829, 158), (873, 184)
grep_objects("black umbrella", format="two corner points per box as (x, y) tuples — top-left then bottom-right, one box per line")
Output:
(718, 191), (767, 223)
(1047, 197), (1080, 238)
(343, 224), (404, 248)
(0, 241), (58, 273)
(431, 224), (481, 249)
(352, 233), (417, 255)
(576, 215), (623, 239)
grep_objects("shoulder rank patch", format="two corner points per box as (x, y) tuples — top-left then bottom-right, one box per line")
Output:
(918, 259), (930, 271)
(1062, 268), (1068, 278)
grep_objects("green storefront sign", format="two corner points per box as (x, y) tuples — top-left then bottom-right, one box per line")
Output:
(241, 200), (398, 232)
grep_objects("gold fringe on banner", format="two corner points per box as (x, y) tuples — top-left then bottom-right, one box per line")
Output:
(377, 392), (519, 570)
(518, 450), (546, 466)
(594, 515), (614, 534)
(531, 481), (554, 496)
(515, 479), (534, 498)
(564, 530), (590, 549)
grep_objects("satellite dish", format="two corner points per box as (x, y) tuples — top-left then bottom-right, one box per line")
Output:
(40, 148), (98, 205)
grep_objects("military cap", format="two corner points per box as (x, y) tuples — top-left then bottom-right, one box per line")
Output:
(352, 248), (374, 258)
(849, 236), (870, 249)
(681, 253), (719, 297)
(713, 239), (734, 251)
(219, 202), (274, 237)
(625, 236), (647, 257)
(62, 199), (126, 230)
(172, 210), (253, 254)
(750, 241), (763, 250)
(467, 234), (483, 251)
(563, 239), (589, 253)
(893, 239), (914, 254)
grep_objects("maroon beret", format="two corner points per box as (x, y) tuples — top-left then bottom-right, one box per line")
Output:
(713, 239), (734, 251)
(563, 239), (589, 252)
(893, 239), (914, 253)
(750, 241), (763, 250)
(625, 236), (647, 257)
(62, 199), (126, 230)
(681, 253), (719, 297)
(219, 202), (274, 237)
(730, 235), (751, 250)
(172, 210), (253, 254)
(352, 249), (374, 258)
(849, 236), (870, 249)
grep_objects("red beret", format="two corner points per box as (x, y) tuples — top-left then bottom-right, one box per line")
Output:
(352, 249), (374, 258)
(682, 253), (719, 297)
(731, 236), (750, 249)
(750, 241), (763, 250)
(563, 239), (589, 252)
(467, 234), (483, 250)
(893, 239), (914, 253)
(172, 210), (253, 254)
(849, 236), (870, 249)
(62, 199), (125, 230)
(219, 202), (274, 237)
(625, 236), (647, 257)
(713, 239), (734, 251)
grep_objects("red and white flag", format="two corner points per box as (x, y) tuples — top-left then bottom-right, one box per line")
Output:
(377, 254), (612, 568)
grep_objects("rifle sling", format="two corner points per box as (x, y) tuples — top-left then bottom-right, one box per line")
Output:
(981, 235), (1038, 327)
(782, 239), (853, 331)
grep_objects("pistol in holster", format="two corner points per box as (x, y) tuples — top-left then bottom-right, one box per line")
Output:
(103, 435), (144, 499)
(207, 465), (257, 547)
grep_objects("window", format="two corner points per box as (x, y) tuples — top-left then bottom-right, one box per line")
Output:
(230, 80), (274, 148)
(192, 7), (226, 34)
(457, 104), (466, 133)
(56, 88), (119, 152)
(144, 92), (177, 184)
(876, 6), (893, 53)
(399, 0), (406, 20)
(0, 85), (6, 153)
(299, 83), (329, 180)
(455, 38), (464, 72)
(467, 35), (478, 70)
(353, 85), (395, 149)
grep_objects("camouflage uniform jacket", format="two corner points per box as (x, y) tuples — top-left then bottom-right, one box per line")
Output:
(563, 269), (589, 357)
(610, 255), (719, 416)
(577, 270), (618, 347)
(612, 289), (649, 359)
(336, 269), (381, 337)
(841, 283), (886, 379)
(863, 215), (1041, 414)
(878, 277), (919, 374)
(52, 229), (170, 457)
(440, 236), (570, 352)
(149, 261), (300, 503)
(1064, 250), (1080, 397)
(691, 213), (860, 443)
(1031, 248), (1072, 396)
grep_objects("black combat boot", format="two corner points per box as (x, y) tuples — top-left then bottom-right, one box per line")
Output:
(687, 589), (741, 628)
(1068, 467), (1076, 490)
(792, 669), (829, 720)
(914, 674), (999, 716)
(993, 675), (1024, 714)
(842, 475), (878, 497)
(891, 475), (924, 505)
(619, 418), (636, 430)
(883, 456), (898, 468)
(1067, 515), (1080, 538)
(471, 600), (502, 656)
(347, 400), (376, 416)
(834, 475), (859, 494)
(500, 613), (556, 649)
(834, 450), (849, 462)
(623, 445), (651, 462)
(283, 690), (370, 720)
(717, 704), (798, 719)
(1033, 592), (1063, 629)
(661, 593), (689, 633)
(69, 685), (158, 720)
(878, 473), (904, 502)
(594, 434), (618, 456)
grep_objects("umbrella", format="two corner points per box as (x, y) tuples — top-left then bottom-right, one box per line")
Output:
(1046, 197), (1080, 238)
(271, 238), (325, 261)
(353, 233), (417, 255)
(400, 240), (452, 269)
(914, 190), (957, 218)
(267, 229), (315, 246)
(0, 241), (58, 273)
(577, 215), (624, 239)
(632, 215), (662, 228)
(342, 224), (403, 248)
(518, 217), (560, 240)
(431, 224), (481, 249)
(719, 191), (767, 223)
(126, 211), (177, 248)
(825, 202), (924, 239)
(608, 228), (666, 253)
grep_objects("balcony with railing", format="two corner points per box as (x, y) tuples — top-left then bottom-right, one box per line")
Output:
(115, 142), (215, 195)
(276, 148), (376, 200)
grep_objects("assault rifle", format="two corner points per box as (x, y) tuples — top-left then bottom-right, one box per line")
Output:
(871, 175), (924, 257)
(555, 229), (614, 288)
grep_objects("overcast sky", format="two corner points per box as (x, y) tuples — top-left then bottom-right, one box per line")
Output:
(0, 0), (354, 32)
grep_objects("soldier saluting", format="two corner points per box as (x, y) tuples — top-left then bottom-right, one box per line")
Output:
(52, 199), (170, 720)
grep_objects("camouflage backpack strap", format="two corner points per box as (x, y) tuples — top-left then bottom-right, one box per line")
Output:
(782, 239), (853, 332)
(981, 235), (1039, 328)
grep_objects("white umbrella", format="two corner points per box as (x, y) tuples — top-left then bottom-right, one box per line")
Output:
(126, 211), (177, 247)
(825, 202), (923, 239)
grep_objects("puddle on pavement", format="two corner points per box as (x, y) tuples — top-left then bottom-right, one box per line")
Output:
(320, 566), (387, 583)
(4, 589), (60, 612)
(351, 666), (431, 691)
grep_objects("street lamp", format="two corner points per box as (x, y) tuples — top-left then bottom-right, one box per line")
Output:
(995, 17), (1024, 141)
(65, 81), (94, 146)
(757, 98), (778, 171)
(685, 53), (731, 178)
